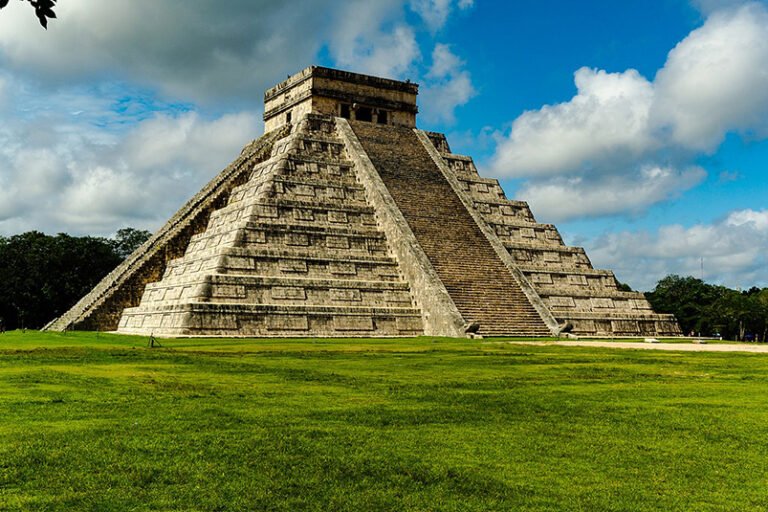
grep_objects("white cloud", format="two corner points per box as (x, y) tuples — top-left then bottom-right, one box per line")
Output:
(489, 1), (768, 222)
(519, 165), (706, 222)
(492, 67), (655, 176)
(652, 2), (768, 150)
(409, 0), (474, 33)
(420, 44), (476, 124)
(587, 209), (768, 290)
(329, 21), (420, 79)
(0, 0), (417, 104)
(427, 43), (464, 80)
(0, 78), (261, 236)
(321, 0), (473, 82)
(0, 0), (481, 238)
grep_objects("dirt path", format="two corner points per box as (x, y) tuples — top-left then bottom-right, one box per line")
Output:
(505, 341), (768, 353)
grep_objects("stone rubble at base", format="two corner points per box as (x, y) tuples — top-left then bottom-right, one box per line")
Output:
(46, 66), (681, 338)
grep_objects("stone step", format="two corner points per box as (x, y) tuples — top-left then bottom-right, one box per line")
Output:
(206, 198), (377, 231)
(271, 176), (368, 205)
(118, 302), (424, 337)
(536, 287), (650, 301)
(276, 157), (356, 181)
(556, 311), (680, 321)
(545, 300), (653, 314)
(455, 178), (506, 202)
(490, 223), (562, 245)
(507, 246), (592, 268)
(553, 313), (681, 337)
(505, 241), (586, 253)
(163, 246), (402, 282)
(270, 133), (346, 161)
(249, 201), (378, 228)
(188, 221), (386, 248)
(517, 264), (615, 277)
(139, 275), (415, 308)
(232, 224), (389, 257)
(526, 273), (619, 291)
(351, 120), (549, 337)
(472, 200), (536, 223)
(441, 155), (479, 177)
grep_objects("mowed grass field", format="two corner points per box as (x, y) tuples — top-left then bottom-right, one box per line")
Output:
(1, 332), (768, 511)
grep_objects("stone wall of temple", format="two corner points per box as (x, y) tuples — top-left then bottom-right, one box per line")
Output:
(48, 66), (681, 338)
(424, 135), (681, 337)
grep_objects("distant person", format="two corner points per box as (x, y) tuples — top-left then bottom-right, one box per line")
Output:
(0, 317), (5, 334)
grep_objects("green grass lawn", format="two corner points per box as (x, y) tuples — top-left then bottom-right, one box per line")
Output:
(1, 331), (768, 511)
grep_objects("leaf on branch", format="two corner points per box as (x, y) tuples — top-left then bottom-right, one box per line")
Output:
(30, 0), (56, 28)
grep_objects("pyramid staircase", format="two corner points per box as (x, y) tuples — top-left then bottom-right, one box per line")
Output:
(422, 132), (681, 337)
(48, 65), (680, 339)
(349, 121), (551, 337)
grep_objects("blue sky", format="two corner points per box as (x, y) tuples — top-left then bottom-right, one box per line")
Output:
(0, 0), (766, 291)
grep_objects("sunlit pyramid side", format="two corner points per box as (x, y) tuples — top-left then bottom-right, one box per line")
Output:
(47, 66), (681, 338)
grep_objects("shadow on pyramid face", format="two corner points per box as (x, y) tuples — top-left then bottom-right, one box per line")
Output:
(47, 67), (681, 339)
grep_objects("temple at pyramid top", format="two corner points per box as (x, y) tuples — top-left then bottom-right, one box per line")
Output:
(47, 65), (681, 338)
(264, 66), (419, 132)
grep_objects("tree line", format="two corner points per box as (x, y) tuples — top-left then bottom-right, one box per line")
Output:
(1, 229), (766, 339)
(646, 275), (768, 341)
(0, 229), (150, 330)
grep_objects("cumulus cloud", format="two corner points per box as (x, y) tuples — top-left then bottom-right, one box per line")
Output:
(490, 2), (768, 221)
(588, 209), (768, 290)
(410, 0), (474, 33)
(652, 2), (768, 150)
(0, 77), (261, 236)
(519, 165), (706, 222)
(0, 0), (464, 105)
(328, 3), (421, 80)
(690, 0), (754, 15)
(419, 44), (476, 124)
(0, 0), (334, 105)
(493, 67), (655, 176)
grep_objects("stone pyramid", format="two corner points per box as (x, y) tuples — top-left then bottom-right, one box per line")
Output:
(47, 66), (680, 338)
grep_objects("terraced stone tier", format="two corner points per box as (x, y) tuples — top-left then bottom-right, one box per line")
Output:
(429, 132), (682, 338)
(558, 311), (681, 337)
(165, 248), (403, 282)
(119, 303), (424, 337)
(117, 114), (424, 337)
(350, 121), (550, 337)
(45, 125), (291, 332)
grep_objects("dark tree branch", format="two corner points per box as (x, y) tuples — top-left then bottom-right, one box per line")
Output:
(0, 0), (56, 29)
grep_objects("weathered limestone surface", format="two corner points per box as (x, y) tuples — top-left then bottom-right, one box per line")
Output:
(45, 126), (290, 332)
(424, 138), (681, 337)
(116, 115), (424, 336)
(48, 65), (681, 338)
(348, 121), (552, 337)
(264, 66), (418, 132)
(335, 119), (466, 337)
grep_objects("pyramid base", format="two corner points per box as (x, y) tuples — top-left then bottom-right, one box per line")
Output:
(118, 303), (424, 338)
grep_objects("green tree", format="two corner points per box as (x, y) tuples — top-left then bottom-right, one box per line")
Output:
(111, 228), (152, 259)
(758, 289), (768, 342)
(647, 275), (767, 340)
(0, 231), (121, 330)
(708, 290), (755, 341)
(645, 275), (723, 336)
